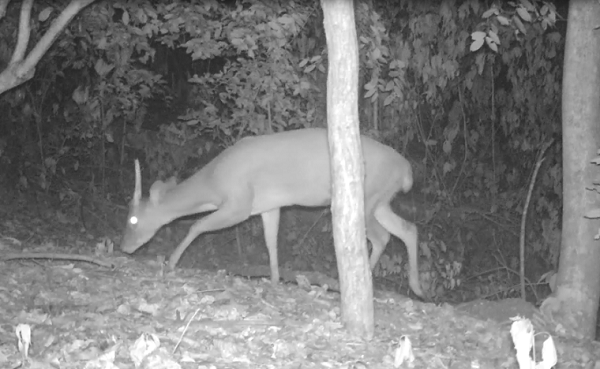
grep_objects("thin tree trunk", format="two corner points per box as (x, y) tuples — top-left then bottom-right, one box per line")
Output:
(322, 0), (374, 339)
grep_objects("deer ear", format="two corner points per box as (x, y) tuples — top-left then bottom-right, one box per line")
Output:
(164, 176), (177, 189)
(133, 160), (142, 206)
(149, 178), (175, 205)
(149, 177), (178, 204)
(149, 180), (164, 205)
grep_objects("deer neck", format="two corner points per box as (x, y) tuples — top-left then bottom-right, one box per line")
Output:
(157, 174), (220, 223)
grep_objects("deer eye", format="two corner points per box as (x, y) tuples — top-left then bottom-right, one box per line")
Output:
(129, 216), (139, 225)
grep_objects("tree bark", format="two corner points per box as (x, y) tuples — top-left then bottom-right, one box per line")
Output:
(541, 0), (600, 339)
(321, 0), (374, 339)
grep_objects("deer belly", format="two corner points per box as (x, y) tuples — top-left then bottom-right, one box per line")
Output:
(250, 182), (331, 214)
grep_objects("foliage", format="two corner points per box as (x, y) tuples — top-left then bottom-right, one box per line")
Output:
(235, 0), (559, 288)
(348, 1), (563, 283)
(0, 1), (165, 192)
(114, 1), (316, 142)
(296, 0), (562, 222)
(0, 0), (567, 296)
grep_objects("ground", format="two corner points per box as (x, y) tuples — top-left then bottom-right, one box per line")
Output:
(0, 178), (598, 368)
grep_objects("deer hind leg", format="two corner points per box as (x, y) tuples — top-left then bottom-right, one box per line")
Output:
(168, 191), (254, 269)
(373, 203), (423, 297)
(365, 215), (391, 270)
(261, 209), (281, 283)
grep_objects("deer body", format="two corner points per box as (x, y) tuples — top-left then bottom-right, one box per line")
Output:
(121, 128), (422, 297)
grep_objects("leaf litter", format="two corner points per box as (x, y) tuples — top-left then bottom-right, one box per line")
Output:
(0, 210), (599, 368)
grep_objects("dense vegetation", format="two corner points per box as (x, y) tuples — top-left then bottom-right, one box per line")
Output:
(0, 0), (562, 301)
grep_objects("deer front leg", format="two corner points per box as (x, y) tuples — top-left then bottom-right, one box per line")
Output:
(261, 209), (282, 282)
(168, 195), (253, 269)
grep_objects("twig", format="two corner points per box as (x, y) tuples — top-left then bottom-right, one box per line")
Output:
(479, 283), (534, 301)
(519, 139), (554, 301)
(494, 246), (540, 301)
(235, 225), (244, 261)
(467, 262), (539, 301)
(173, 308), (199, 354)
(465, 266), (508, 280)
(415, 108), (447, 196)
(291, 209), (329, 250)
(82, 205), (113, 230)
(195, 288), (225, 294)
(450, 86), (469, 198)
(473, 211), (520, 238)
(2, 253), (114, 268)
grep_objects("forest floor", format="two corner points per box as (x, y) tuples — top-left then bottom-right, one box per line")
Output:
(0, 185), (598, 368)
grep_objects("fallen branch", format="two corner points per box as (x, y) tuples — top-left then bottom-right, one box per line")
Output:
(1, 253), (114, 268)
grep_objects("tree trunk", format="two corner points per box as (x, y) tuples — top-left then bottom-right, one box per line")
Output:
(541, 0), (600, 339)
(321, 0), (374, 339)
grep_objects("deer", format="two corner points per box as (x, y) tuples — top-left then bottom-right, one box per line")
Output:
(120, 127), (423, 297)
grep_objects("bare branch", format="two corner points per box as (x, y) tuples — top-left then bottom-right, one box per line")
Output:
(10, 0), (33, 64)
(0, 0), (96, 94)
(21, 0), (96, 72)
(0, 0), (11, 20)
